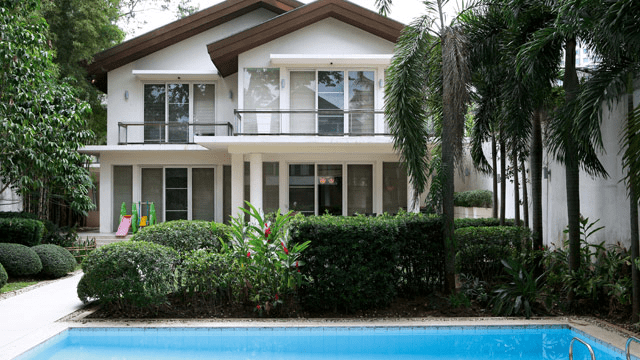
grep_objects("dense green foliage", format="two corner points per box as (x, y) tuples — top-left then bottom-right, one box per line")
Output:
(0, 262), (7, 289)
(0, 1), (95, 218)
(454, 217), (514, 229)
(453, 190), (493, 208)
(78, 241), (178, 309)
(0, 218), (45, 246)
(0, 212), (39, 220)
(456, 226), (530, 282)
(32, 244), (76, 278)
(0, 243), (43, 276)
(131, 220), (227, 253)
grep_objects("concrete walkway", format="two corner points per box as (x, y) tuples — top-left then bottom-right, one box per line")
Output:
(0, 273), (84, 360)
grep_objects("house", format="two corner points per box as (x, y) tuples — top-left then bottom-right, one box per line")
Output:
(81, 0), (418, 233)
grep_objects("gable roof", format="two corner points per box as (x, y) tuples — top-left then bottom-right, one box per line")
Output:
(207, 0), (405, 77)
(86, 0), (303, 92)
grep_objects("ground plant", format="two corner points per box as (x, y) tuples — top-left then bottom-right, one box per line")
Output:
(0, 262), (7, 289)
(0, 243), (42, 277)
(32, 244), (76, 278)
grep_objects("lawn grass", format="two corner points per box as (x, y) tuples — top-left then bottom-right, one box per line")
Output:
(1, 281), (38, 294)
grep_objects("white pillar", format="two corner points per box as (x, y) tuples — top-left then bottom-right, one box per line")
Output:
(99, 161), (112, 233)
(408, 177), (420, 213)
(249, 153), (263, 214)
(230, 153), (244, 219)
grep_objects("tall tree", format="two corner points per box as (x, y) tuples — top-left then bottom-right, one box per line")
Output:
(385, 0), (470, 293)
(0, 0), (95, 218)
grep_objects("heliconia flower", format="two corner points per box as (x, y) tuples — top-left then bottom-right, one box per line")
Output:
(257, 305), (261, 309)
(275, 294), (279, 301)
(265, 226), (271, 239)
(296, 261), (300, 273)
(281, 241), (289, 255)
(247, 252), (251, 258)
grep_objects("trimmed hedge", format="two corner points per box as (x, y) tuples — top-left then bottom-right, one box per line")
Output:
(0, 218), (45, 246)
(32, 244), (77, 278)
(0, 263), (7, 289)
(454, 217), (515, 229)
(455, 226), (531, 283)
(453, 190), (492, 208)
(0, 243), (43, 276)
(131, 220), (227, 253)
(78, 241), (178, 308)
(290, 213), (445, 313)
(0, 211), (39, 220)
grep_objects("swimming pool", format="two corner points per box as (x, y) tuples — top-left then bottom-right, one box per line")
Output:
(15, 325), (636, 360)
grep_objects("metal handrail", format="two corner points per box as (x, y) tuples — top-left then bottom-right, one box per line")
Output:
(117, 121), (234, 144)
(570, 337), (596, 360)
(626, 337), (640, 360)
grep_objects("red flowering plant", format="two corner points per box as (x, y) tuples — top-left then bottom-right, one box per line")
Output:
(229, 201), (310, 316)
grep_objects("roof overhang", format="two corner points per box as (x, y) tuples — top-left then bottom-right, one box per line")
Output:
(132, 69), (220, 81)
(207, 0), (404, 77)
(85, 0), (303, 92)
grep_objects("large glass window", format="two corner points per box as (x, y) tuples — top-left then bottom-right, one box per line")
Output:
(289, 164), (314, 215)
(243, 68), (280, 133)
(263, 162), (279, 214)
(318, 164), (342, 215)
(290, 71), (316, 133)
(318, 71), (344, 134)
(348, 164), (372, 215)
(348, 71), (374, 133)
(383, 162), (408, 214)
(143, 83), (214, 143)
(141, 168), (163, 223)
(192, 168), (215, 221)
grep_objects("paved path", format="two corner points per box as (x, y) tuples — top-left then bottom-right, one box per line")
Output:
(0, 273), (84, 359)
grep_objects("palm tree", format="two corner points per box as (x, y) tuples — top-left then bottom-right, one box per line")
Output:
(384, 0), (471, 293)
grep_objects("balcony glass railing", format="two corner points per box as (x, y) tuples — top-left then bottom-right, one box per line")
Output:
(233, 109), (389, 136)
(117, 122), (234, 144)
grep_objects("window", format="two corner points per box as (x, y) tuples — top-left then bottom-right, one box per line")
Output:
(383, 162), (407, 214)
(289, 70), (376, 135)
(165, 168), (188, 221)
(348, 164), (372, 215)
(289, 164), (314, 215)
(318, 164), (342, 215)
(143, 83), (215, 143)
(263, 162), (279, 214)
(243, 68), (280, 133)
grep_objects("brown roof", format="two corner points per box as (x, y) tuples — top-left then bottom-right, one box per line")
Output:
(86, 0), (303, 92)
(207, 0), (405, 77)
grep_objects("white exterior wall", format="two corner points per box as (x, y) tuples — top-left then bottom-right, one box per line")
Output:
(106, 9), (276, 145)
(465, 85), (640, 250)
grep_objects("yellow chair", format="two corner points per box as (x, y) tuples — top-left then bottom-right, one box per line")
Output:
(140, 216), (147, 227)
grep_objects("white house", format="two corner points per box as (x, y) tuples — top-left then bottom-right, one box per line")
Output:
(81, 0), (416, 233)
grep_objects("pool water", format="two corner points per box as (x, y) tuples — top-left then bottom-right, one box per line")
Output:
(16, 326), (634, 360)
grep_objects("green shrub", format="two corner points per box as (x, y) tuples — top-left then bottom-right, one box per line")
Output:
(454, 217), (515, 229)
(291, 214), (401, 313)
(0, 211), (39, 220)
(0, 262), (7, 289)
(32, 244), (76, 278)
(0, 243), (43, 276)
(453, 190), (493, 208)
(78, 241), (178, 309)
(455, 226), (531, 283)
(178, 249), (240, 307)
(131, 220), (224, 253)
(0, 218), (45, 246)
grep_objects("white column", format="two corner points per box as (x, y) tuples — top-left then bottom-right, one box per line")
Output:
(99, 161), (112, 233)
(230, 153), (244, 219)
(249, 153), (263, 214)
(408, 177), (420, 213)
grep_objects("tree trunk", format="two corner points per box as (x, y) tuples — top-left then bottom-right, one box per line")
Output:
(514, 151), (520, 226)
(500, 135), (506, 225)
(531, 109), (543, 250)
(628, 86), (640, 323)
(564, 37), (581, 305)
(522, 158), (529, 228)
(492, 133), (498, 218)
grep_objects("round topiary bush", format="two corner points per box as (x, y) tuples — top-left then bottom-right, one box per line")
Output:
(131, 220), (225, 253)
(0, 243), (43, 277)
(78, 241), (178, 309)
(32, 244), (77, 278)
(0, 217), (45, 246)
(0, 262), (7, 289)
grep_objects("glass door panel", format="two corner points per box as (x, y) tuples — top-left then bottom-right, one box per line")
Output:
(193, 84), (216, 136)
(348, 71), (375, 133)
(318, 164), (342, 215)
(144, 84), (165, 143)
(289, 164), (314, 215)
(290, 71), (316, 133)
(142, 168), (163, 223)
(383, 162), (408, 214)
(165, 168), (188, 221)
(167, 84), (189, 143)
(318, 71), (344, 134)
(348, 164), (372, 215)
(243, 68), (280, 133)
(192, 168), (214, 221)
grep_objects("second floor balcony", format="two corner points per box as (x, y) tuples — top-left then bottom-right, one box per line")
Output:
(117, 109), (390, 145)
